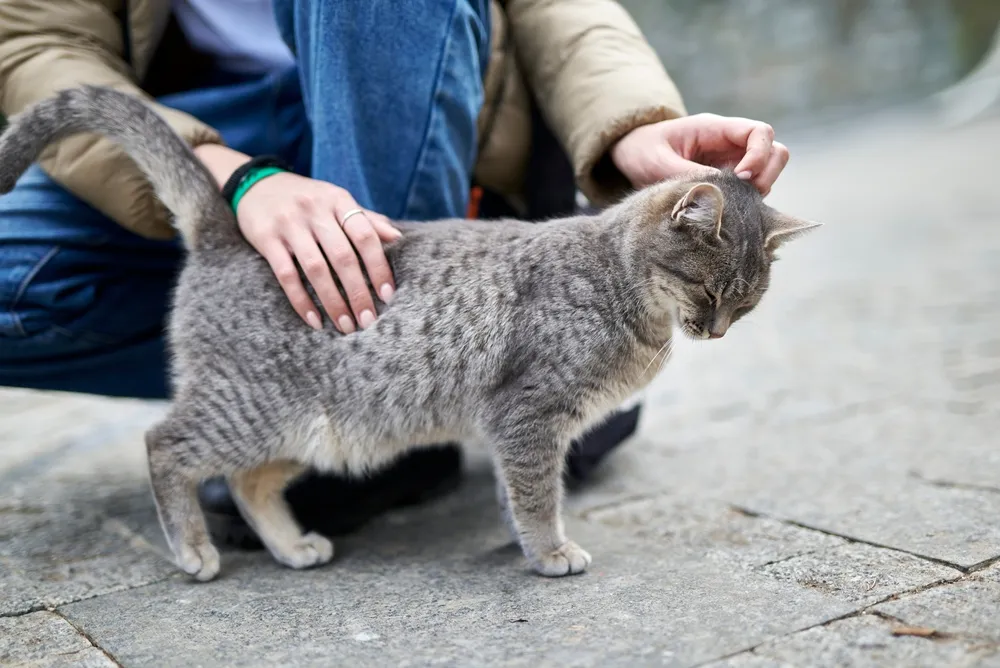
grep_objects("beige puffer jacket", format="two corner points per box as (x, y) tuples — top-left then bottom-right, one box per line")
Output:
(0, 0), (686, 239)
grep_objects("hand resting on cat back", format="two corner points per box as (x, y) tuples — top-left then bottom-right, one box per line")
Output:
(0, 87), (819, 581)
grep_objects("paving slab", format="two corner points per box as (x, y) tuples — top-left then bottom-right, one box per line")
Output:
(0, 391), (164, 476)
(0, 395), (173, 616)
(581, 495), (846, 570)
(874, 565), (1000, 643)
(705, 614), (999, 668)
(755, 543), (959, 607)
(0, 611), (117, 667)
(59, 504), (856, 668)
(579, 410), (1000, 569)
(0, 492), (171, 624)
(0, 529), (173, 617)
(731, 466), (1000, 571)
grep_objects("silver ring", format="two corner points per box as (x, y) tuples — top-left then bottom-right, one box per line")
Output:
(340, 208), (365, 226)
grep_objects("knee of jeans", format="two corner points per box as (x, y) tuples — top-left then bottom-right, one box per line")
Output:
(3, 243), (174, 357)
(0, 245), (149, 371)
(0, 244), (103, 342)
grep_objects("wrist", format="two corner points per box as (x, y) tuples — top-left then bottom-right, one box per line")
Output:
(608, 133), (641, 186)
(609, 136), (628, 171)
(194, 143), (251, 189)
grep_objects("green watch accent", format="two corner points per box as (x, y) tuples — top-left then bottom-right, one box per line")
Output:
(229, 166), (286, 213)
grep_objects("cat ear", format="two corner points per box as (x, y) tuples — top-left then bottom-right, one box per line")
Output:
(764, 208), (822, 252)
(671, 183), (724, 239)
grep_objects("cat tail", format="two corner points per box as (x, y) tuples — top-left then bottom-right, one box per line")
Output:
(0, 85), (231, 250)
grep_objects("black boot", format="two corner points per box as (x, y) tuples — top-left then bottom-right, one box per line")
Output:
(565, 405), (642, 488)
(200, 444), (464, 549)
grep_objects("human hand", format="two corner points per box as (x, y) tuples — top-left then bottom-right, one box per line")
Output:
(610, 113), (790, 197)
(235, 171), (401, 332)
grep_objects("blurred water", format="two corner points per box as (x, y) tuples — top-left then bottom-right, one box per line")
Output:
(622, 0), (1000, 129)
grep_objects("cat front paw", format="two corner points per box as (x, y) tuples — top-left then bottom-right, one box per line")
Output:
(531, 540), (591, 577)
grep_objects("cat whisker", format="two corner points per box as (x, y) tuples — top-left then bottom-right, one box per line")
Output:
(641, 338), (672, 378)
(655, 339), (673, 375)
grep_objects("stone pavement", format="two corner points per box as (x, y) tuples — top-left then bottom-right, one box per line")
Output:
(2, 108), (1000, 667)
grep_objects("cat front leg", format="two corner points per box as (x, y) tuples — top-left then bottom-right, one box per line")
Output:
(491, 429), (591, 577)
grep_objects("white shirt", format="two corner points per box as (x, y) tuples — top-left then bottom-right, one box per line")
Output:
(171, 0), (296, 75)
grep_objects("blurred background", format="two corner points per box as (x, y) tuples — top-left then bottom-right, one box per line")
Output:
(621, 0), (1000, 129)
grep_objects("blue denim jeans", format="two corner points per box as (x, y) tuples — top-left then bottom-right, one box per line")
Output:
(0, 0), (490, 399)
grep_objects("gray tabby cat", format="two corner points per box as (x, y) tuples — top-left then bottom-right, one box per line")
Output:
(0, 87), (818, 581)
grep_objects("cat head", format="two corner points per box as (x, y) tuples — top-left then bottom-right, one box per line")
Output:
(627, 171), (820, 340)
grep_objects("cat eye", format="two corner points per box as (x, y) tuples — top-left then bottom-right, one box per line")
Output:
(703, 287), (717, 304)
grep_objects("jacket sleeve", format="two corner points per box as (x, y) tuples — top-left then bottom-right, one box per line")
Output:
(0, 0), (223, 239)
(504, 0), (687, 206)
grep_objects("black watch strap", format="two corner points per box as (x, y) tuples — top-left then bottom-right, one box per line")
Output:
(220, 154), (293, 205)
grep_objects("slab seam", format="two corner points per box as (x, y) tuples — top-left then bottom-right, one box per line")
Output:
(52, 608), (124, 668)
(0, 573), (178, 618)
(689, 573), (994, 667)
(910, 472), (1000, 497)
(730, 505), (979, 574)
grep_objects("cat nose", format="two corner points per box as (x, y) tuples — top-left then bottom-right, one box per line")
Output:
(708, 313), (731, 339)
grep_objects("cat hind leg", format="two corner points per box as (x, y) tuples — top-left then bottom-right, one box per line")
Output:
(228, 460), (334, 569)
(145, 420), (222, 581)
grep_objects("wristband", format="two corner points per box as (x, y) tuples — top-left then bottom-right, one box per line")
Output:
(220, 154), (292, 213)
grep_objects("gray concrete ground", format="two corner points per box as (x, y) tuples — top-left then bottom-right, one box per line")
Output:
(2, 107), (1000, 667)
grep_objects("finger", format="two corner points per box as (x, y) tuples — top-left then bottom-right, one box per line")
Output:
(754, 141), (790, 197)
(661, 153), (720, 182)
(311, 212), (378, 328)
(335, 208), (396, 305)
(366, 210), (403, 243)
(729, 121), (775, 181)
(284, 223), (355, 334)
(261, 241), (323, 331)
(646, 143), (719, 184)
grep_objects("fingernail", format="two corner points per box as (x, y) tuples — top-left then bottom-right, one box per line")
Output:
(306, 311), (322, 330)
(737, 170), (753, 180)
(380, 283), (395, 303)
(359, 310), (375, 329)
(337, 315), (355, 334)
